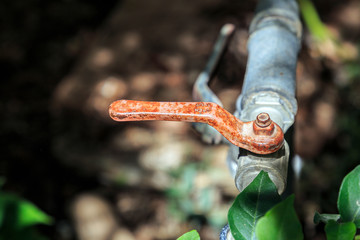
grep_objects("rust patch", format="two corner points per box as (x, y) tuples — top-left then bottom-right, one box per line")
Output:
(109, 100), (284, 154)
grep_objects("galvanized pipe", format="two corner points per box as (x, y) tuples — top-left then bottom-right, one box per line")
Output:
(236, 0), (302, 131)
(228, 0), (302, 195)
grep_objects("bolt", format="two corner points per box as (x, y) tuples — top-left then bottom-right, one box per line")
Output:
(255, 113), (272, 128)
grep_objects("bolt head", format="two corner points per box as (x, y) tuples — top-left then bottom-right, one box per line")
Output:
(255, 113), (272, 127)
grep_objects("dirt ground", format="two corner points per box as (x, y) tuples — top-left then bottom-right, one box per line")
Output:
(1, 0), (360, 239)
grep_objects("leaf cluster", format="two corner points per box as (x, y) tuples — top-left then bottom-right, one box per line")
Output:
(315, 165), (360, 240)
(177, 166), (360, 240)
(228, 171), (303, 240)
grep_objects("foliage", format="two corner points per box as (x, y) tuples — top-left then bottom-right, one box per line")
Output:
(315, 165), (360, 239)
(255, 195), (303, 240)
(177, 230), (200, 240)
(227, 171), (281, 240)
(324, 221), (356, 240)
(298, 0), (357, 61)
(0, 181), (52, 240)
(298, 0), (331, 41)
(338, 165), (360, 226)
(176, 165), (360, 240)
(227, 166), (360, 240)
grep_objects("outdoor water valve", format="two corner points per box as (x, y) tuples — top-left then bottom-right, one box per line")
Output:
(109, 1), (301, 195)
(109, 100), (284, 155)
(109, 100), (289, 193)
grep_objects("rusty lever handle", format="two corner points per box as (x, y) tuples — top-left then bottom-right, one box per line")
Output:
(109, 100), (284, 154)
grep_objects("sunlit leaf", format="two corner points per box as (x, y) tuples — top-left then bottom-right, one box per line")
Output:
(16, 198), (52, 228)
(325, 220), (356, 240)
(228, 171), (281, 240)
(338, 165), (360, 227)
(298, 0), (332, 41)
(0, 193), (52, 230)
(255, 195), (303, 240)
(177, 230), (200, 240)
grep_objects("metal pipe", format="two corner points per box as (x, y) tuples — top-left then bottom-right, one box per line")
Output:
(222, 1), (302, 239)
(236, 0), (302, 131)
(229, 0), (302, 193)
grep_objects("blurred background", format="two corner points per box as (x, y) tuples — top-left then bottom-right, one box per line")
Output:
(0, 0), (359, 239)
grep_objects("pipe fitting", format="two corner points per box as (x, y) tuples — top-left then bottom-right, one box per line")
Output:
(234, 141), (290, 194)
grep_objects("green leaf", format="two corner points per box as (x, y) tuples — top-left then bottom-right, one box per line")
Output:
(256, 195), (303, 240)
(298, 0), (332, 41)
(325, 221), (356, 240)
(177, 230), (200, 240)
(0, 193), (52, 231)
(16, 198), (53, 228)
(338, 165), (360, 227)
(228, 171), (282, 240)
(314, 212), (340, 224)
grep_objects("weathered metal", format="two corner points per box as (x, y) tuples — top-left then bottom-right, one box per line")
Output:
(235, 0), (301, 133)
(192, 23), (235, 145)
(234, 142), (290, 194)
(109, 100), (284, 154)
(255, 112), (272, 128)
(226, 0), (302, 197)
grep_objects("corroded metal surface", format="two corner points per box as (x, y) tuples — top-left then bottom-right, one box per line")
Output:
(255, 112), (271, 127)
(109, 100), (284, 154)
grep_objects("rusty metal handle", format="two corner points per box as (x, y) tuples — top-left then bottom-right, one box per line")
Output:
(109, 100), (284, 154)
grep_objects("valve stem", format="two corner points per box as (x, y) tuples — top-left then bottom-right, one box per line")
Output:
(255, 113), (272, 128)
